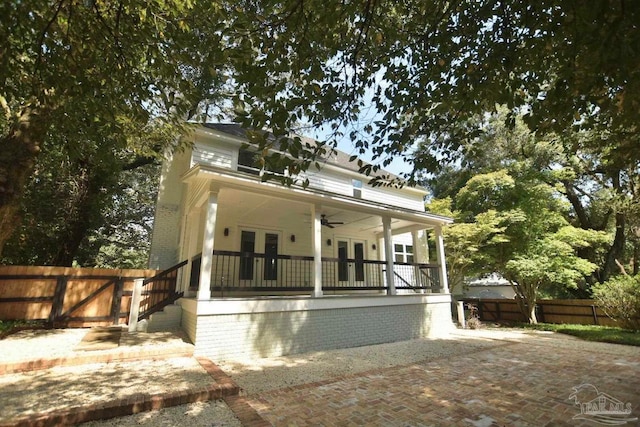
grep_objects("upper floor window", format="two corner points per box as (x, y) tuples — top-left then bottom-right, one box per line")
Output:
(394, 244), (414, 263)
(237, 149), (286, 176)
(352, 179), (363, 198)
(237, 149), (261, 175)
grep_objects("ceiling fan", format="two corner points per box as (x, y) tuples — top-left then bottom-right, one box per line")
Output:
(321, 214), (344, 228)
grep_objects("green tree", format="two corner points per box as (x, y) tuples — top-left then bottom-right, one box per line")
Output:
(505, 227), (603, 323)
(3, 0), (639, 260)
(456, 169), (605, 323)
(426, 198), (506, 295)
(0, 136), (161, 267)
(229, 1), (640, 185)
(0, 0), (229, 255)
(75, 163), (160, 269)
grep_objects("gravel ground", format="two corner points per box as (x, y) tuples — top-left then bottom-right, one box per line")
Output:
(0, 327), (193, 364)
(217, 327), (640, 396)
(217, 330), (509, 395)
(0, 357), (214, 422)
(79, 333), (513, 426)
(80, 400), (242, 427)
(6, 327), (635, 426)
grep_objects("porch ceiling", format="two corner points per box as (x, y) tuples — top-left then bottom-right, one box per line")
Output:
(184, 164), (453, 230)
(219, 188), (430, 234)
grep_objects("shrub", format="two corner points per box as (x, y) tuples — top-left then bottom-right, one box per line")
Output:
(592, 275), (640, 331)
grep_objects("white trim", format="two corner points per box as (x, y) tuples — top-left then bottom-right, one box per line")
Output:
(182, 293), (452, 316)
(382, 216), (396, 295)
(311, 205), (323, 297)
(183, 165), (453, 227)
(435, 226), (450, 293)
(197, 191), (218, 300)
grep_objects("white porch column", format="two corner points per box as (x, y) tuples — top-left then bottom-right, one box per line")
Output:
(311, 205), (323, 297)
(411, 230), (424, 294)
(198, 192), (218, 300)
(382, 216), (396, 295)
(411, 230), (421, 262)
(434, 225), (450, 293)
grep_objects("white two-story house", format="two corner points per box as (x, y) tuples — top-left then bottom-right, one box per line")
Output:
(148, 123), (454, 359)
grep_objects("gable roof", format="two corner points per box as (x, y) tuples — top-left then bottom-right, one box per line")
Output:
(202, 123), (404, 181)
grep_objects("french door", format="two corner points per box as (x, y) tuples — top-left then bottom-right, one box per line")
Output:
(336, 238), (366, 287)
(239, 229), (281, 286)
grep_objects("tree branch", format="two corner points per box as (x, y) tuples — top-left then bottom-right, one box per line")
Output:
(0, 95), (11, 121)
(35, 0), (66, 78)
(121, 156), (158, 171)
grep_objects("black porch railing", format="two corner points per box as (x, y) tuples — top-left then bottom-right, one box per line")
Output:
(191, 250), (442, 294)
(138, 260), (188, 321)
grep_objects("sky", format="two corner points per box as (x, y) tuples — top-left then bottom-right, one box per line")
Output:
(304, 122), (416, 179)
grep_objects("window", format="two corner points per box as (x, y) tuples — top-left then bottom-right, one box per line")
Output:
(237, 149), (286, 176)
(239, 231), (256, 280)
(394, 244), (414, 263)
(352, 179), (362, 198)
(237, 149), (261, 175)
(263, 233), (278, 280)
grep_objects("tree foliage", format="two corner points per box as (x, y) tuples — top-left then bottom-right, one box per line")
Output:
(426, 111), (611, 323)
(592, 274), (640, 331)
(0, 0), (230, 256)
(228, 0), (640, 183)
(2, 0), (639, 264)
(426, 198), (506, 295)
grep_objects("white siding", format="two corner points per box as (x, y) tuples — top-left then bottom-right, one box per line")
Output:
(300, 169), (352, 197)
(191, 141), (235, 169)
(362, 186), (425, 211)
(191, 136), (427, 212)
(298, 169), (426, 211)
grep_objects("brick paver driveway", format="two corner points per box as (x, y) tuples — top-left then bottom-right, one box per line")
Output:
(245, 330), (640, 426)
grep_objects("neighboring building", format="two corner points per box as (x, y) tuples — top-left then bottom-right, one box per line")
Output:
(459, 274), (516, 299)
(148, 123), (455, 359)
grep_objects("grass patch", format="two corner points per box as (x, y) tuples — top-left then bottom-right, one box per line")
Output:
(520, 323), (640, 346)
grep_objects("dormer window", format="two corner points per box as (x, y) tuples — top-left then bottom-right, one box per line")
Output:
(352, 179), (363, 198)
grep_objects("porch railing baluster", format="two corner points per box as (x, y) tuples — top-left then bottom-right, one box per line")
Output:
(207, 250), (443, 296)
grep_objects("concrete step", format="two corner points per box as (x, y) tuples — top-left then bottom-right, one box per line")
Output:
(147, 304), (183, 332)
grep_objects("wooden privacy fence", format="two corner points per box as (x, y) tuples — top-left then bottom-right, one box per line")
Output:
(460, 298), (620, 327)
(0, 265), (159, 328)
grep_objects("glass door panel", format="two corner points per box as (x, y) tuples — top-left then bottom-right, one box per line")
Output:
(239, 231), (256, 280)
(338, 241), (349, 282)
(336, 239), (366, 286)
(354, 242), (365, 282)
(264, 233), (278, 281)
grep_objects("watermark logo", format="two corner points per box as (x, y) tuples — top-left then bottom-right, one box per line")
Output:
(569, 383), (637, 425)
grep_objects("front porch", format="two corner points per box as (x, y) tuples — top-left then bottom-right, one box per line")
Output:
(174, 165), (455, 358)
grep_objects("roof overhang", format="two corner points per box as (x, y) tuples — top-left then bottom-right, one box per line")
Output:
(183, 164), (453, 230)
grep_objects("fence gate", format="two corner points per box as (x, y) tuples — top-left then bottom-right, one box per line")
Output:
(0, 266), (159, 327)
